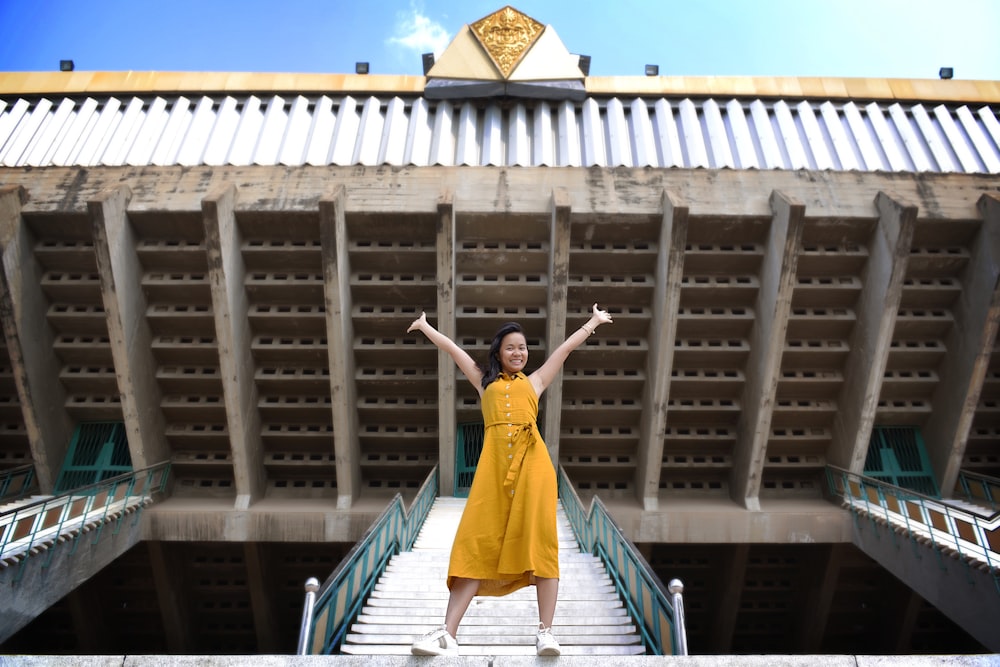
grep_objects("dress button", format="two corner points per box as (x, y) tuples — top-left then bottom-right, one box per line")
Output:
(508, 454), (513, 459)
(508, 443), (512, 448)
(510, 491), (515, 497)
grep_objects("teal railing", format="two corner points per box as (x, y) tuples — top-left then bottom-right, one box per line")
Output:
(557, 466), (684, 655)
(955, 470), (1000, 513)
(825, 465), (1000, 574)
(299, 465), (439, 655)
(0, 464), (37, 502)
(0, 461), (171, 577)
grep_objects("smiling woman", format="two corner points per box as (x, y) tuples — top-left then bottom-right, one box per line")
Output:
(405, 303), (613, 656)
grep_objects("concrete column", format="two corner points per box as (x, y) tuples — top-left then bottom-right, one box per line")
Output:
(888, 588), (922, 653)
(319, 186), (361, 509)
(635, 190), (688, 511)
(90, 185), (170, 468)
(543, 188), (571, 465)
(731, 190), (804, 511)
(148, 541), (192, 652)
(435, 190), (457, 496)
(796, 543), (843, 652)
(0, 185), (74, 491)
(922, 192), (1000, 494)
(203, 184), (265, 509)
(828, 192), (917, 472)
(710, 543), (748, 653)
(67, 586), (106, 653)
(243, 542), (278, 652)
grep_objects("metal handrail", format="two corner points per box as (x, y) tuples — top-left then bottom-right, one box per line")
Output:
(955, 470), (1000, 513)
(0, 461), (171, 569)
(0, 463), (36, 502)
(825, 464), (1000, 572)
(557, 465), (685, 655)
(297, 465), (439, 655)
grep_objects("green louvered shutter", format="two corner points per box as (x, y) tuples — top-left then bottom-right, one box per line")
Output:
(54, 422), (133, 493)
(454, 422), (485, 497)
(863, 426), (939, 497)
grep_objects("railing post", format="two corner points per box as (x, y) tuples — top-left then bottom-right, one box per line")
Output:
(297, 577), (320, 655)
(668, 578), (688, 656)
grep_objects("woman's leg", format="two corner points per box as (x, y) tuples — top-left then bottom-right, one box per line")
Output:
(535, 576), (559, 628)
(444, 577), (480, 636)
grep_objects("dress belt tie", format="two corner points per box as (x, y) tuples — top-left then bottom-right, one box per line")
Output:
(487, 420), (543, 495)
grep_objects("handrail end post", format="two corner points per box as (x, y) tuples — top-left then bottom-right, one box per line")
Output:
(297, 577), (321, 655)
(668, 578), (688, 656)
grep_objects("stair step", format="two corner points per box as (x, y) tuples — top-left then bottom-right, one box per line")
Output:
(361, 598), (627, 611)
(340, 497), (646, 656)
(341, 644), (647, 656)
(355, 614), (631, 625)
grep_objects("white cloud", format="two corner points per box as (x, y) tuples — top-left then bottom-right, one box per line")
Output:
(387, 4), (451, 58)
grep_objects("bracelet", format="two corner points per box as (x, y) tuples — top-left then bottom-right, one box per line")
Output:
(581, 324), (595, 336)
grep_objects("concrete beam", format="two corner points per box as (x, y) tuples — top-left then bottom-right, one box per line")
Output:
(0, 185), (74, 491)
(320, 186), (361, 509)
(923, 192), (1000, 494)
(4, 166), (994, 222)
(731, 190), (804, 510)
(90, 185), (171, 468)
(828, 192), (917, 472)
(543, 188), (571, 465)
(435, 189), (456, 496)
(636, 190), (687, 511)
(203, 184), (265, 508)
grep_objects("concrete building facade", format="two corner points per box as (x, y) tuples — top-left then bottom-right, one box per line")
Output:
(1, 5), (998, 656)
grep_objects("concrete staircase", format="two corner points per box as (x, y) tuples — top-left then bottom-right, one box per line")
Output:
(341, 496), (646, 656)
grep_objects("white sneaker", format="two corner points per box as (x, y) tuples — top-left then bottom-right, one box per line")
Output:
(411, 624), (459, 656)
(536, 623), (561, 656)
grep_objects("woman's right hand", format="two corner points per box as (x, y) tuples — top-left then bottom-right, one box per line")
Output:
(407, 311), (427, 333)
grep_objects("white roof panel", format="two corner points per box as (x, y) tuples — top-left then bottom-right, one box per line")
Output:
(0, 93), (995, 174)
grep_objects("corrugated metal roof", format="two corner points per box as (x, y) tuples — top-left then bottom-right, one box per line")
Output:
(0, 94), (998, 173)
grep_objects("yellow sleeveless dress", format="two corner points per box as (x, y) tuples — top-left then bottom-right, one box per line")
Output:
(446, 371), (560, 596)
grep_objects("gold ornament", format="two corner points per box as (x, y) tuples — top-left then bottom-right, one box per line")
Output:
(471, 6), (544, 79)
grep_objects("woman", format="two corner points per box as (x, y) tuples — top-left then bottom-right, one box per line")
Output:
(408, 303), (614, 657)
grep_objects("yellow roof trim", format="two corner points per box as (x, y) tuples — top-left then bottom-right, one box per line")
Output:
(1, 71), (997, 104)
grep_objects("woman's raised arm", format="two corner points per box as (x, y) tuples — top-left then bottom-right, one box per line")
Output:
(529, 303), (613, 397)
(408, 312), (484, 395)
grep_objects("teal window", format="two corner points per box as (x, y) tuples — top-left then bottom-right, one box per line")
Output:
(863, 426), (939, 497)
(54, 422), (132, 493)
(454, 422), (484, 497)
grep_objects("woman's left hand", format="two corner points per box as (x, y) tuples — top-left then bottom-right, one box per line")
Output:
(591, 303), (613, 325)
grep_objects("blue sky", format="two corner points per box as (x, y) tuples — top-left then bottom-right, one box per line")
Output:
(0, 0), (997, 80)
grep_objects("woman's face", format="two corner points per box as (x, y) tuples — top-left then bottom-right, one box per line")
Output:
(497, 332), (528, 375)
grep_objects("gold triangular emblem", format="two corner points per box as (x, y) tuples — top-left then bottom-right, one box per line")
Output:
(470, 6), (544, 79)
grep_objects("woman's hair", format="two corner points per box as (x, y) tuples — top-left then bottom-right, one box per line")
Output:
(479, 321), (525, 389)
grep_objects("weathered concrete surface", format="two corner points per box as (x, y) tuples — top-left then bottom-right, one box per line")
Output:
(3, 166), (998, 220)
(849, 513), (1000, 653)
(0, 509), (144, 643)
